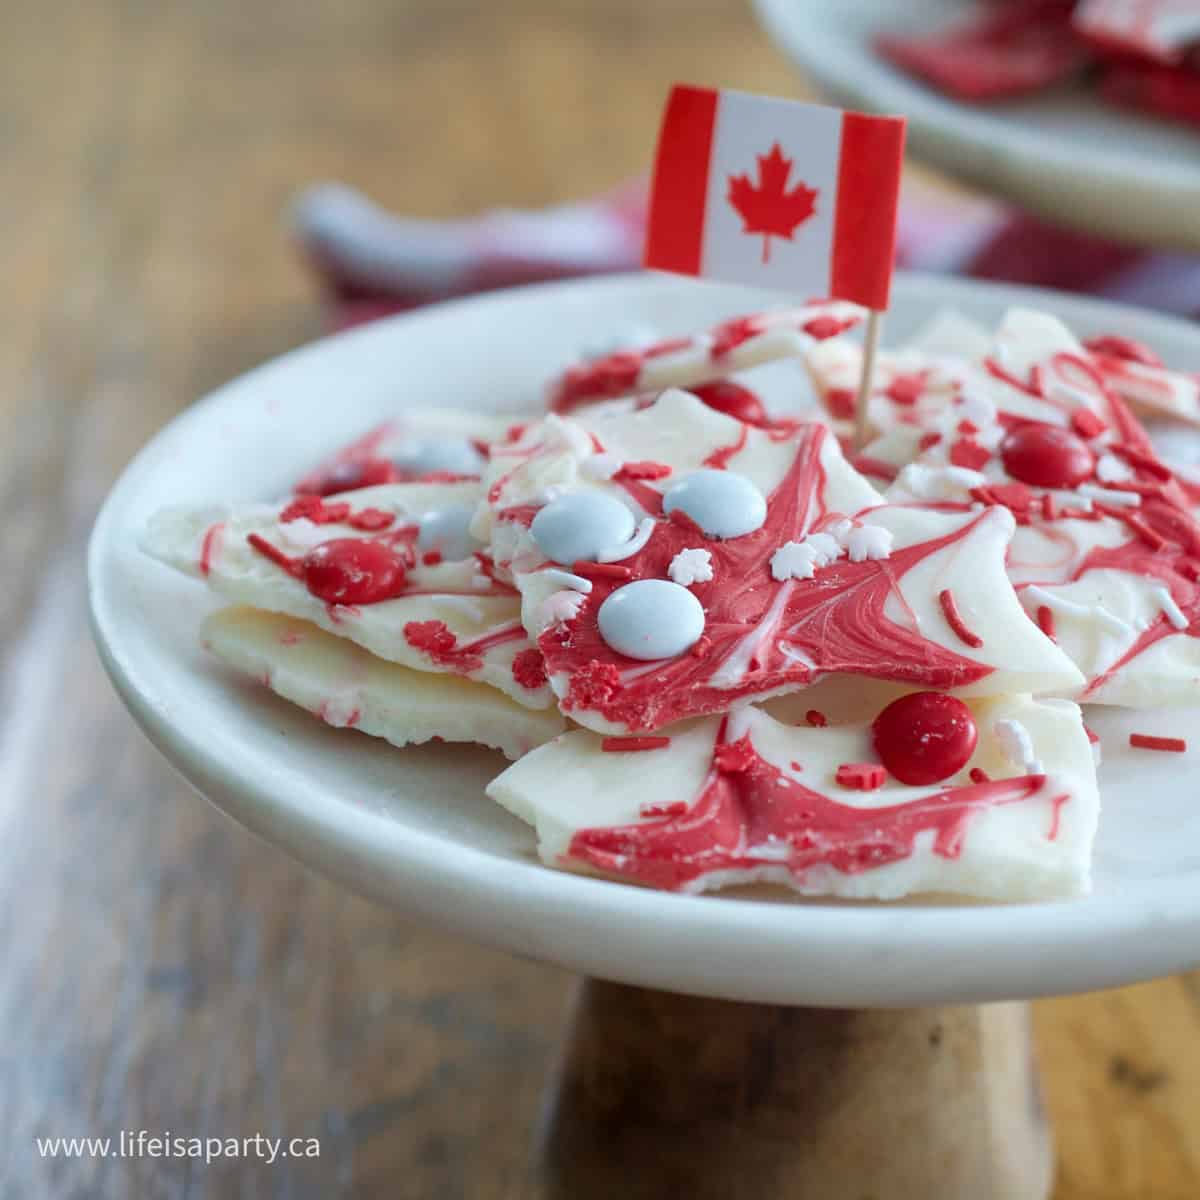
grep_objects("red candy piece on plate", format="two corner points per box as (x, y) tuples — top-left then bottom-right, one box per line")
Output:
(301, 538), (409, 605)
(1000, 422), (1096, 489)
(690, 380), (769, 426)
(876, 0), (1086, 102)
(872, 692), (979, 786)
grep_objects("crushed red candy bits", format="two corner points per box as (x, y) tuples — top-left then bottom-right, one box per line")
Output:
(939, 588), (984, 649)
(836, 763), (887, 791)
(1084, 725), (1100, 745)
(969, 767), (991, 784)
(602, 736), (673, 753)
(1129, 733), (1187, 753)
(918, 432), (942, 452)
(805, 709), (828, 727)
(511, 647), (549, 691)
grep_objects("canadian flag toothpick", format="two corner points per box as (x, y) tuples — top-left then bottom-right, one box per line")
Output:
(644, 85), (906, 444)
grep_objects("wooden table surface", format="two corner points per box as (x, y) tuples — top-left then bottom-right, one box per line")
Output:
(3, 1), (1198, 1196)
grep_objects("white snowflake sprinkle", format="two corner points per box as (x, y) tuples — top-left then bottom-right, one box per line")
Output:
(537, 589), (586, 632)
(845, 523), (894, 562)
(771, 541), (818, 581)
(669, 547), (714, 587)
(804, 532), (842, 566)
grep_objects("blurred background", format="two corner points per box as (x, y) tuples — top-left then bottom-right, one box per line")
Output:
(3, 1), (1199, 1196)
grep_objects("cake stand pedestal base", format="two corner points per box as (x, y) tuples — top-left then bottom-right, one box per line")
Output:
(538, 979), (1053, 1200)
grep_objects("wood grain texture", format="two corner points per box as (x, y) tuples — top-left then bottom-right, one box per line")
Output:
(0, 1), (1196, 1197)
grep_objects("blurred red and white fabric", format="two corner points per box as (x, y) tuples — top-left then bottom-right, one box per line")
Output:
(292, 176), (1200, 330)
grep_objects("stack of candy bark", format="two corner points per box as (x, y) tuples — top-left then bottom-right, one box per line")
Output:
(142, 295), (1200, 902)
(877, 0), (1200, 129)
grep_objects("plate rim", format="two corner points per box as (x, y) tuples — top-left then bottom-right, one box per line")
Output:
(89, 270), (1200, 1007)
(753, 0), (1200, 252)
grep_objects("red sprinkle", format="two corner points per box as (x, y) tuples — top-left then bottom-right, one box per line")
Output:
(825, 387), (857, 422)
(885, 373), (925, 407)
(421, 550), (443, 566)
(1109, 445), (1173, 483)
(836, 763), (887, 791)
(1129, 734), (1186, 753)
(939, 588), (984, 649)
(1036, 604), (1056, 642)
(918, 432), (942, 452)
(617, 460), (672, 481)
(1084, 725), (1100, 745)
(805, 709), (828, 728)
(199, 522), (224, 577)
(571, 560), (634, 581)
(802, 314), (858, 341)
(957, 419), (979, 436)
(1070, 408), (1108, 440)
(969, 767), (991, 784)
(949, 437), (991, 471)
(348, 507), (395, 532)
(602, 736), (672, 753)
(246, 532), (300, 575)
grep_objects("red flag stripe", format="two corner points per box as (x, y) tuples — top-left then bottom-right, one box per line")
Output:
(644, 85), (717, 276)
(831, 112), (907, 310)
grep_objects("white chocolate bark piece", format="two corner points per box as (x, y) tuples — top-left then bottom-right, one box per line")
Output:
(482, 389), (1082, 734)
(141, 481), (553, 709)
(293, 407), (514, 496)
(203, 607), (565, 760)
(805, 306), (1200, 708)
(546, 301), (863, 414)
(489, 696), (1098, 901)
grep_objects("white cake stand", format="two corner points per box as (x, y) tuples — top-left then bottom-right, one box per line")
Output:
(754, 0), (1200, 253)
(91, 274), (1200, 1198)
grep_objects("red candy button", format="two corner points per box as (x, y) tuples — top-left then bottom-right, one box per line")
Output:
(872, 692), (979, 786)
(690, 381), (768, 426)
(301, 538), (408, 605)
(999, 422), (1095, 489)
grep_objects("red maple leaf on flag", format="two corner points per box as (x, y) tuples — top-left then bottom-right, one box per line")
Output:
(727, 143), (818, 264)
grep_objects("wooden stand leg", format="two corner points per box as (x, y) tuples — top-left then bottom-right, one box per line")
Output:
(537, 979), (1053, 1200)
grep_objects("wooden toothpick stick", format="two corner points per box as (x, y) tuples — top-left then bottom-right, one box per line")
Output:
(855, 309), (883, 450)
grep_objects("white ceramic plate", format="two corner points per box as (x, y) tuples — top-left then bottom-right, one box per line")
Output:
(754, 0), (1200, 251)
(90, 272), (1200, 1008)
